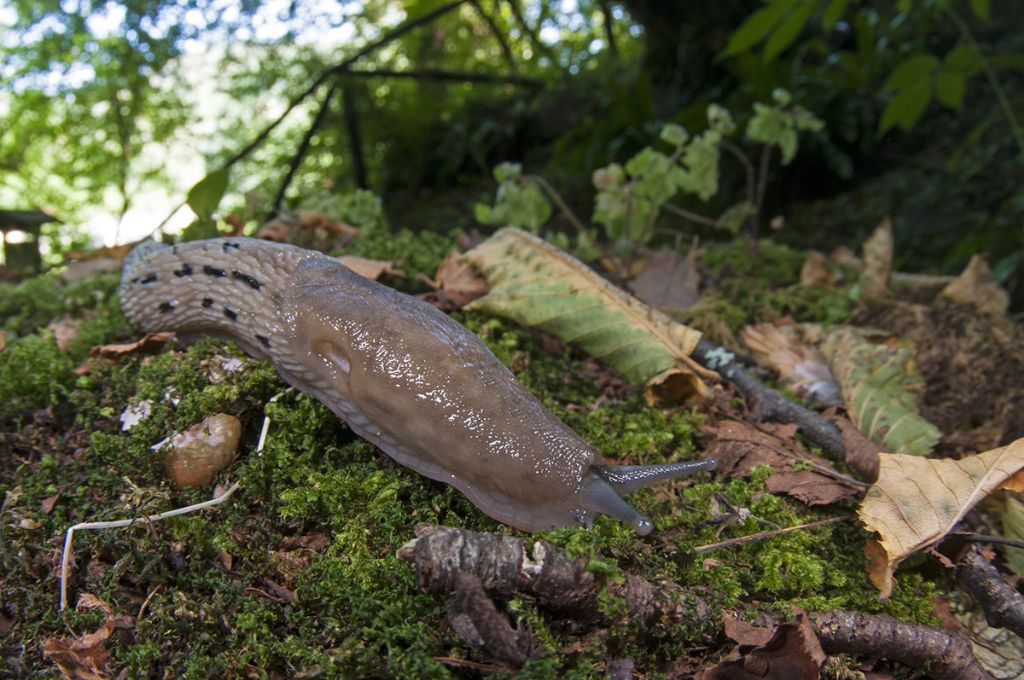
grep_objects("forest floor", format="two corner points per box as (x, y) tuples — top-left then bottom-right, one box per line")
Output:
(1, 224), (1022, 679)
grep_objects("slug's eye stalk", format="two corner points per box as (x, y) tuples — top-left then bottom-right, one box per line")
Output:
(579, 457), (717, 535)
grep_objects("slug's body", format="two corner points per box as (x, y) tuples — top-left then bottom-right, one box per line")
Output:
(120, 237), (714, 534)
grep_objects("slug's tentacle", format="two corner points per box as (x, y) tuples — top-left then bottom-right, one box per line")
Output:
(579, 471), (654, 536)
(594, 458), (717, 496)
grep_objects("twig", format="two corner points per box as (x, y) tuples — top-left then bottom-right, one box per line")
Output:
(434, 656), (513, 672)
(468, 0), (517, 72)
(752, 145), (772, 237)
(504, 0), (556, 64)
(598, 0), (618, 58)
(529, 174), (587, 234)
(136, 585), (162, 621)
(343, 67), (540, 87)
(691, 516), (851, 553)
(692, 339), (845, 460)
(662, 202), (726, 229)
(59, 482), (242, 611)
(813, 610), (993, 680)
(271, 83), (339, 216)
(950, 532), (1024, 551)
(342, 86), (367, 190)
(956, 545), (1024, 640)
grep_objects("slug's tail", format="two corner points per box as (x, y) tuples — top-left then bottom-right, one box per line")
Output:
(580, 457), (716, 536)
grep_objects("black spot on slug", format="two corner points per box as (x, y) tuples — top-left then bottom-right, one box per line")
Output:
(223, 307), (238, 321)
(174, 263), (194, 277)
(203, 265), (226, 277)
(202, 297), (214, 308)
(222, 242), (241, 252)
(255, 334), (271, 348)
(232, 270), (261, 290)
(141, 272), (158, 284)
(158, 301), (175, 313)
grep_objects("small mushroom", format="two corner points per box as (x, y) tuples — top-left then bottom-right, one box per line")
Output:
(161, 414), (241, 488)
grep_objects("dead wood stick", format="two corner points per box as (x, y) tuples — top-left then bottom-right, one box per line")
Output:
(447, 572), (539, 667)
(813, 611), (993, 680)
(692, 339), (845, 460)
(692, 516), (851, 554)
(397, 525), (709, 628)
(956, 545), (1024, 640)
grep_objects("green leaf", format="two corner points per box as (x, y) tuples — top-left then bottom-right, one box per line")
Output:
(1004, 494), (1024, 578)
(882, 54), (939, 92)
(968, 0), (990, 20)
(463, 228), (706, 391)
(821, 327), (941, 456)
(822, 0), (848, 30)
(660, 123), (689, 147)
(721, 0), (796, 57)
(186, 168), (229, 222)
(763, 0), (816, 63)
(945, 42), (981, 73)
(935, 69), (966, 109)
(879, 78), (933, 134)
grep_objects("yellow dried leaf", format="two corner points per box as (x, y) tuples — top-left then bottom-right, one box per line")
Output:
(940, 254), (1009, 316)
(859, 437), (1024, 599)
(740, 323), (840, 406)
(336, 255), (404, 281)
(860, 217), (893, 298)
(464, 228), (714, 400)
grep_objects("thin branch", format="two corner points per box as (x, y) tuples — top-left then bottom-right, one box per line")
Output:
(957, 544), (1024, 640)
(468, 0), (517, 72)
(504, 0), (557, 64)
(342, 86), (368, 190)
(692, 516), (851, 553)
(271, 83), (339, 216)
(721, 138), (757, 233)
(598, 0), (618, 58)
(752, 144), (772, 238)
(529, 174), (587, 234)
(950, 532), (1024, 551)
(150, 0), (469, 234)
(343, 67), (540, 87)
(662, 202), (726, 229)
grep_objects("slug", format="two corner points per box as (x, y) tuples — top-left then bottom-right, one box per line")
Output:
(119, 237), (715, 534)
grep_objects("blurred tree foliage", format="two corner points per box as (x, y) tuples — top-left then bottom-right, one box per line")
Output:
(0, 0), (1021, 301)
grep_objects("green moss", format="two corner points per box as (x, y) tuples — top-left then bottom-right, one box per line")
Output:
(340, 227), (456, 288)
(0, 334), (74, 413)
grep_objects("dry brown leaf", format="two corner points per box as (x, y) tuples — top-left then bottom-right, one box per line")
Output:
(940, 254), (1009, 317)
(42, 613), (133, 680)
(0, 330), (5, 352)
(740, 323), (841, 407)
(723, 614), (774, 647)
(40, 493), (60, 514)
(159, 414), (242, 488)
(336, 255), (404, 281)
(257, 210), (358, 246)
(464, 228), (713, 401)
(800, 250), (832, 286)
(417, 250), (489, 310)
(697, 609), (825, 680)
(628, 249), (701, 312)
(704, 420), (861, 505)
(89, 331), (174, 360)
(825, 409), (881, 481)
(859, 437), (1024, 599)
(64, 244), (134, 262)
(76, 593), (112, 616)
(861, 217), (893, 298)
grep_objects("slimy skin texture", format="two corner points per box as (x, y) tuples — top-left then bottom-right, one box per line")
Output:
(120, 237), (715, 534)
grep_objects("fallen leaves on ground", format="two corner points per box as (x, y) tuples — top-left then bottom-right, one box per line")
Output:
(940, 254), (1009, 317)
(463, 227), (713, 401)
(821, 327), (941, 456)
(156, 413), (241, 488)
(336, 255), (404, 280)
(418, 250), (489, 310)
(88, 332), (174, 360)
(860, 217), (893, 299)
(627, 249), (701, 313)
(42, 594), (134, 680)
(859, 437), (1024, 599)
(257, 210), (359, 248)
(740, 323), (840, 407)
(704, 420), (862, 505)
(697, 609), (825, 680)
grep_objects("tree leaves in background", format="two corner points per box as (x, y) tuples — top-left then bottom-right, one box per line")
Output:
(463, 227), (711, 399)
(859, 438), (1024, 599)
(474, 163), (553, 233)
(186, 169), (230, 223)
(820, 327), (941, 456)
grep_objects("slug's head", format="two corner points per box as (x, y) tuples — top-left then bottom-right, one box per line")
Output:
(578, 458), (717, 536)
